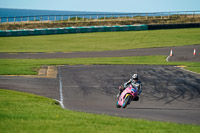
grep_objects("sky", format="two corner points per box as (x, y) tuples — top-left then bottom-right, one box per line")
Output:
(0, 0), (200, 13)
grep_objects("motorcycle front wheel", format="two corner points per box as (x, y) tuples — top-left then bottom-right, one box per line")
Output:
(122, 94), (131, 108)
(116, 101), (121, 108)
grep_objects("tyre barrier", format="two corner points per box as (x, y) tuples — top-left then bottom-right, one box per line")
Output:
(0, 25), (148, 37)
(1, 23), (199, 37)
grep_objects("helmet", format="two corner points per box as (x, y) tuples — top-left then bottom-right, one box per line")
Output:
(132, 74), (138, 80)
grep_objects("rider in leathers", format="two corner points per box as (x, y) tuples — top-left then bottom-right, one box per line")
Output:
(117, 74), (142, 100)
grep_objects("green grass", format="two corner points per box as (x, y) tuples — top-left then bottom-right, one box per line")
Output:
(0, 89), (199, 133)
(185, 67), (200, 73)
(0, 28), (200, 132)
(0, 56), (200, 75)
(0, 28), (200, 53)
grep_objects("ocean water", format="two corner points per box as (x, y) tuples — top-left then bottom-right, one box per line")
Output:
(0, 8), (125, 22)
(0, 8), (119, 17)
(0, 8), (193, 23)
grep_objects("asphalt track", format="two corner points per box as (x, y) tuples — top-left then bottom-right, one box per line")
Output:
(0, 45), (200, 125)
(59, 65), (200, 125)
(0, 44), (200, 62)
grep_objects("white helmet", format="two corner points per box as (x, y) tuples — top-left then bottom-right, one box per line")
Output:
(132, 74), (138, 80)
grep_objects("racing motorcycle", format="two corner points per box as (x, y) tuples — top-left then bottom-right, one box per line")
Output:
(116, 84), (139, 108)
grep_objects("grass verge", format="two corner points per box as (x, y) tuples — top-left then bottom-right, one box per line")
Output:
(0, 28), (200, 53)
(1, 15), (199, 30)
(0, 56), (200, 75)
(0, 89), (199, 133)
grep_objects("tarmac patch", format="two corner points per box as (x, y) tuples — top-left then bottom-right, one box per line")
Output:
(37, 65), (58, 78)
(3, 65), (58, 78)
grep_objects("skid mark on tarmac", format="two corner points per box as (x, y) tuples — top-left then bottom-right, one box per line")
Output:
(59, 65), (200, 125)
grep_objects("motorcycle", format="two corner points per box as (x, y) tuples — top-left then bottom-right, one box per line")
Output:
(116, 84), (139, 108)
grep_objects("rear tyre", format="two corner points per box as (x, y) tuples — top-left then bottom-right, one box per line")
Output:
(122, 94), (131, 108)
(133, 96), (139, 101)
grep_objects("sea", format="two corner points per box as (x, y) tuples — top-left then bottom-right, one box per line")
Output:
(0, 8), (123, 17)
(0, 8), (126, 23)
(0, 8), (191, 23)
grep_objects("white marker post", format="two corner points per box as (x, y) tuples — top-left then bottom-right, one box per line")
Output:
(166, 49), (173, 62)
(193, 48), (196, 55)
(170, 49), (173, 56)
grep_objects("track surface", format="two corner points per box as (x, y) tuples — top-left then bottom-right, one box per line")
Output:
(59, 65), (200, 124)
(0, 45), (200, 125)
(0, 44), (200, 62)
(0, 65), (200, 124)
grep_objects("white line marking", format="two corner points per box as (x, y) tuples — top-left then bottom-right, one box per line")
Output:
(166, 55), (170, 62)
(58, 66), (65, 109)
(179, 67), (200, 75)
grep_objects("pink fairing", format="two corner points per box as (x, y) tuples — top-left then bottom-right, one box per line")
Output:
(117, 84), (138, 107)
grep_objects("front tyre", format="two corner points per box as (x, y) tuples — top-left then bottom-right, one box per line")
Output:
(116, 101), (121, 108)
(122, 94), (131, 108)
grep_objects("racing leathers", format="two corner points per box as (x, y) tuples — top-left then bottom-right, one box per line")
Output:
(118, 79), (142, 98)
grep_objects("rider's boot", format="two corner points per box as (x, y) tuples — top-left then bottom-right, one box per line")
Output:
(138, 90), (142, 95)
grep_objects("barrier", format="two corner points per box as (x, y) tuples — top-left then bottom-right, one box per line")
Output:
(0, 25), (148, 37)
(148, 23), (200, 30)
(1, 23), (199, 37)
(1, 10), (200, 23)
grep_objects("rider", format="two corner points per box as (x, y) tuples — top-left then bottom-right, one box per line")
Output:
(117, 74), (142, 100)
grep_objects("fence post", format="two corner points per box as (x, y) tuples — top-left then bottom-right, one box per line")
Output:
(76, 16), (78, 21)
(168, 12), (170, 19)
(176, 11), (179, 19)
(0, 17), (1, 23)
(40, 16), (42, 23)
(62, 16), (63, 21)
(7, 17), (8, 23)
(68, 16), (70, 22)
(193, 11), (195, 18)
